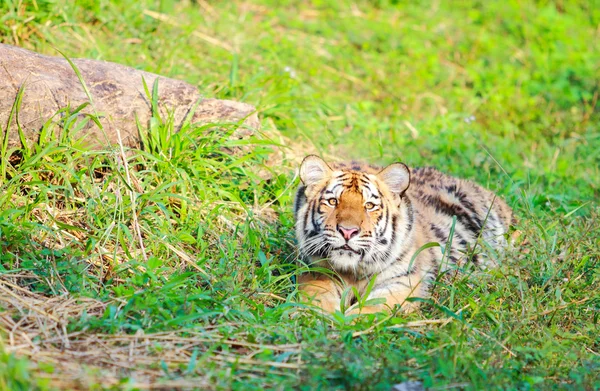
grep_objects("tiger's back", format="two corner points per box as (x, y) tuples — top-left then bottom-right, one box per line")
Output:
(408, 166), (513, 269)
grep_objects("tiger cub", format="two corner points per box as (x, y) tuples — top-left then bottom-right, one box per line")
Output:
(294, 155), (513, 314)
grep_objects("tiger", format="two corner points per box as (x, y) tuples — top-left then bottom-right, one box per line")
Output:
(294, 155), (514, 314)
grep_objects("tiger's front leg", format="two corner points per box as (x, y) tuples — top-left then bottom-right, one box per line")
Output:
(297, 273), (345, 313)
(347, 281), (423, 315)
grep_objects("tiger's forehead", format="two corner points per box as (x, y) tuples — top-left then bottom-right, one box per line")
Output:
(324, 170), (381, 199)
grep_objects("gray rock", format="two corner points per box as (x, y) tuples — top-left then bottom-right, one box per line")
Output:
(0, 43), (259, 149)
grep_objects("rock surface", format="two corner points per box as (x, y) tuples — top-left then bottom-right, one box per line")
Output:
(0, 44), (259, 149)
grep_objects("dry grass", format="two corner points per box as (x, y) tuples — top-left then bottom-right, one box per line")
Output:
(0, 274), (304, 389)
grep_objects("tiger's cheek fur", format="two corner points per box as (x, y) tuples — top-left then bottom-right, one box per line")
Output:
(294, 184), (331, 261)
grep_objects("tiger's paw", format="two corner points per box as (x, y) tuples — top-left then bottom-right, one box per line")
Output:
(346, 300), (420, 316)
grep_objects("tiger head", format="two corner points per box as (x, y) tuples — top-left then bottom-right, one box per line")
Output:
(294, 155), (414, 277)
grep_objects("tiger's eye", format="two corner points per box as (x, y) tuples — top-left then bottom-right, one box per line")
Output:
(365, 202), (375, 210)
(328, 198), (338, 206)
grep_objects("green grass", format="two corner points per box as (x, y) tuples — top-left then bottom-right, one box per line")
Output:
(1, 0), (599, 389)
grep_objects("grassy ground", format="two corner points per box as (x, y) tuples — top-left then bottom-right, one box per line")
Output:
(1, 0), (599, 389)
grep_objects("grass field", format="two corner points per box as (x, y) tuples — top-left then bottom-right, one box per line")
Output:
(1, 0), (599, 389)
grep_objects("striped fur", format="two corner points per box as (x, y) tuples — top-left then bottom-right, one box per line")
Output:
(294, 155), (513, 314)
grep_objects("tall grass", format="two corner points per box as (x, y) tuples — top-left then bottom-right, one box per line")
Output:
(0, 0), (598, 389)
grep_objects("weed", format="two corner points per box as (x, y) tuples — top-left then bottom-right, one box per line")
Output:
(0, 1), (599, 389)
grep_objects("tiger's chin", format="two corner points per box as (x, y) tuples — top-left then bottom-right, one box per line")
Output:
(326, 248), (364, 274)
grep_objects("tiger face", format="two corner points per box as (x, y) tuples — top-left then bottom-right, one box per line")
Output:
(294, 155), (413, 277)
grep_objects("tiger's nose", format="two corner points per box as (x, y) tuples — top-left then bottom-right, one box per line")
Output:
(338, 225), (360, 241)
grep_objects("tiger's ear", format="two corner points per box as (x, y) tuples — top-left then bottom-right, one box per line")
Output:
(377, 162), (410, 195)
(300, 155), (332, 186)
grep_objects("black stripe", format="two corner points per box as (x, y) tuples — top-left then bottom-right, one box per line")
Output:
(455, 192), (481, 219)
(468, 253), (480, 265)
(390, 263), (417, 279)
(389, 280), (412, 289)
(311, 200), (320, 231)
(302, 198), (313, 231)
(379, 205), (390, 236)
(319, 186), (327, 197)
(307, 230), (319, 238)
(404, 198), (414, 233)
(334, 283), (343, 297)
(329, 183), (343, 193)
(374, 206), (386, 226)
(430, 262), (439, 279)
(430, 223), (447, 241)
(424, 194), (483, 236)
(390, 215), (399, 246)
(304, 198), (315, 232)
(350, 175), (359, 190)
(294, 186), (306, 219)
(396, 245), (412, 264)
